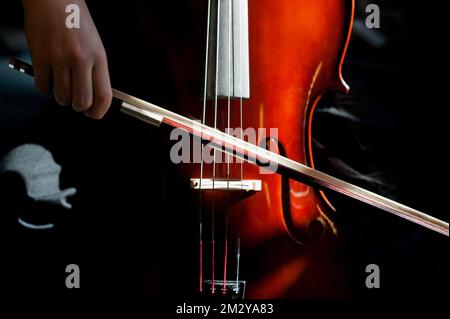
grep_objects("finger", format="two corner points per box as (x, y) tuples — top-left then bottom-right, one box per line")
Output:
(72, 62), (93, 112)
(34, 65), (52, 94)
(86, 58), (112, 119)
(53, 66), (72, 106)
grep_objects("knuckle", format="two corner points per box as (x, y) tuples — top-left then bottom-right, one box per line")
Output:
(96, 91), (113, 106)
(85, 108), (105, 119)
(74, 97), (92, 111)
(55, 95), (70, 106)
(55, 90), (72, 106)
(49, 45), (65, 62)
(93, 47), (108, 62)
(68, 48), (89, 65)
(88, 92), (112, 119)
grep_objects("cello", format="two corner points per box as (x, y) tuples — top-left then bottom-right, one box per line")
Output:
(9, 0), (448, 299)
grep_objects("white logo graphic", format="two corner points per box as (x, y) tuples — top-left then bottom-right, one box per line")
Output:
(366, 4), (381, 29)
(169, 125), (279, 175)
(65, 264), (80, 289)
(65, 4), (80, 29)
(365, 264), (380, 289)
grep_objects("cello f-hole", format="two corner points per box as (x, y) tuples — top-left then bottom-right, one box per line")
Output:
(260, 137), (325, 244)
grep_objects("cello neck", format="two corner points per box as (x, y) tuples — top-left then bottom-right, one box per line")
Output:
(205, 0), (250, 99)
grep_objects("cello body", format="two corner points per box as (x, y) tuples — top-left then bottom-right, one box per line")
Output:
(134, 0), (355, 298)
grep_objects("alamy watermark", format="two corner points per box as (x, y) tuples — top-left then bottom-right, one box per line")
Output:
(65, 4), (80, 29)
(366, 4), (381, 29)
(365, 264), (380, 289)
(65, 263), (80, 289)
(169, 125), (279, 175)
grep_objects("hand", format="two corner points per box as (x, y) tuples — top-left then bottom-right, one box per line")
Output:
(23, 0), (112, 119)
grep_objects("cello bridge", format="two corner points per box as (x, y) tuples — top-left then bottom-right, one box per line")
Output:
(190, 178), (261, 192)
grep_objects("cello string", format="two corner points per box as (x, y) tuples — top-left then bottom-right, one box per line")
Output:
(223, 0), (233, 295)
(199, 0), (213, 293)
(211, 0), (222, 295)
(237, 0), (244, 291)
(236, 237), (241, 293)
